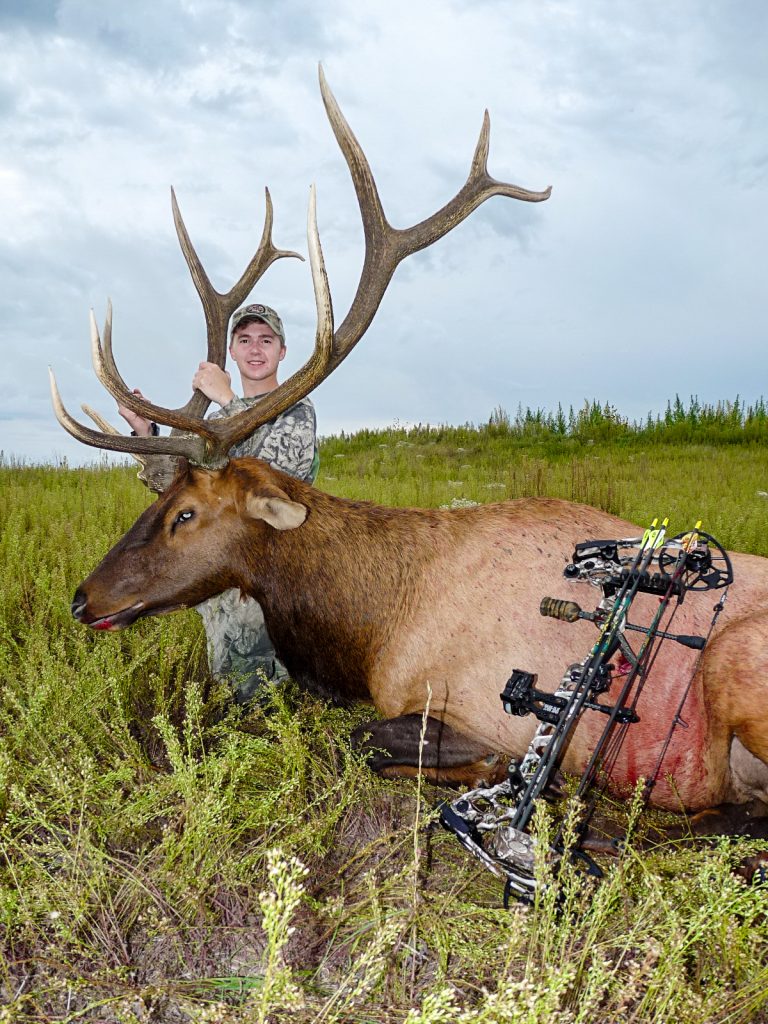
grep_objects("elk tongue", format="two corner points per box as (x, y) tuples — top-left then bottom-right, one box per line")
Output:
(91, 618), (119, 631)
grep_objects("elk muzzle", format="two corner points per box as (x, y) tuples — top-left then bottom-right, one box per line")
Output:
(70, 585), (152, 631)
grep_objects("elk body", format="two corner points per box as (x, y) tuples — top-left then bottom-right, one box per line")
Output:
(53, 69), (768, 818)
(70, 458), (768, 813)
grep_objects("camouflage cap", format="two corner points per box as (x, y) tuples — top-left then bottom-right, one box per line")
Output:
(230, 303), (285, 344)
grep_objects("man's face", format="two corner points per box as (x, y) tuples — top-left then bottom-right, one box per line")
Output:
(229, 320), (286, 387)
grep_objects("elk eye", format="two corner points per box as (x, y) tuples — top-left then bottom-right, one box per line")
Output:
(173, 509), (195, 528)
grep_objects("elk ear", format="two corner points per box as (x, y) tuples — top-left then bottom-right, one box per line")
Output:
(245, 490), (307, 530)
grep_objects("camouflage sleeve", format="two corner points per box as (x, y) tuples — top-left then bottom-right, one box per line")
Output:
(209, 397), (250, 420)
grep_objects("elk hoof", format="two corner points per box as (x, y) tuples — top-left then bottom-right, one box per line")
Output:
(735, 853), (768, 885)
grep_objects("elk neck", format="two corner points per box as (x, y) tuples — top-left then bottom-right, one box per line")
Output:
(228, 459), (462, 703)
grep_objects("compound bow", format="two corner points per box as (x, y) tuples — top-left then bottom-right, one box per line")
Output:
(439, 519), (733, 906)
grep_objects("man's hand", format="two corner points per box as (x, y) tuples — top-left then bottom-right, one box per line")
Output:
(117, 388), (154, 436)
(192, 362), (236, 406)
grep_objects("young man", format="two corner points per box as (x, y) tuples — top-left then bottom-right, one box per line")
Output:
(119, 303), (318, 701)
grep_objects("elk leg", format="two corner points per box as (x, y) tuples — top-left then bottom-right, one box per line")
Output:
(351, 715), (508, 786)
(667, 802), (768, 883)
(685, 801), (768, 839)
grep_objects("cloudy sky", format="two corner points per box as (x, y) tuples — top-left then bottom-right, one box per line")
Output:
(1, 0), (766, 464)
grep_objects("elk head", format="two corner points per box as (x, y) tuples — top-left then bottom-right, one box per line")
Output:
(70, 459), (308, 630)
(51, 66), (551, 626)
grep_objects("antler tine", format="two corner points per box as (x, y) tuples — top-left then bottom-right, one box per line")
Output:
(306, 184), (335, 354)
(172, 186), (305, 420)
(214, 183), (335, 449)
(97, 300), (132, 396)
(318, 66), (389, 249)
(408, 109), (552, 251)
(229, 188), (306, 308)
(89, 306), (219, 439)
(81, 402), (144, 468)
(319, 65), (552, 365)
(49, 368), (208, 462)
(82, 402), (184, 492)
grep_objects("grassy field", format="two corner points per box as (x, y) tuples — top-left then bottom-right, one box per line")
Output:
(2, 413), (768, 1023)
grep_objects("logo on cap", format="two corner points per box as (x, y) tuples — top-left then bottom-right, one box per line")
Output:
(230, 303), (285, 343)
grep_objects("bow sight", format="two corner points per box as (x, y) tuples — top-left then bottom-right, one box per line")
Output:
(439, 520), (733, 907)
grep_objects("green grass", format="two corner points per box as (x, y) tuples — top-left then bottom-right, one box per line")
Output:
(1, 415), (768, 1022)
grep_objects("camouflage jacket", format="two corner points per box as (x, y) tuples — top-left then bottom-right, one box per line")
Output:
(208, 394), (319, 481)
(195, 394), (318, 698)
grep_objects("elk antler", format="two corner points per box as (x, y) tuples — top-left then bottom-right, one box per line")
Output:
(51, 66), (551, 468)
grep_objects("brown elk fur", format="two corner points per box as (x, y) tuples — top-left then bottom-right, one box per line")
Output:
(73, 458), (768, 813)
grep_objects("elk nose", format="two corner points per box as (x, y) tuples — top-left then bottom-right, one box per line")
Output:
(71, 589), (88, 621)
